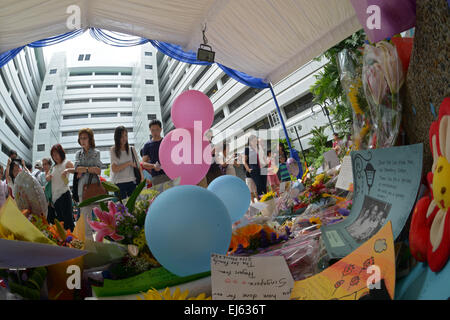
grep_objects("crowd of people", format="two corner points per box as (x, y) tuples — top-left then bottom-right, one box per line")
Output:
(0, 118), (294, 230)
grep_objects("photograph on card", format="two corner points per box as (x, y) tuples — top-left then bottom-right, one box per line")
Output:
(345, 195), (391, 244)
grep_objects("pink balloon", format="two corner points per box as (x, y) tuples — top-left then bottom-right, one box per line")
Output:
(171, 90), (214, 132)
(159, 128), (212, 185)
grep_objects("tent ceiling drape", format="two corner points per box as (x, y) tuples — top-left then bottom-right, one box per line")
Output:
(0, 0), (361, 84)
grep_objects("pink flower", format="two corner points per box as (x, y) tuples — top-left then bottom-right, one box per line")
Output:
(88, 201), (124, 242)
(364, 62), (388, 106)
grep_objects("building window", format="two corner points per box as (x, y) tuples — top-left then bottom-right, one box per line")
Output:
(92, 98), (118, 102)
(92, 84), (118, 88)
(11, 94), (23, 115)
(146, 96), (155, 102)
(228, 88), (262, 114)
(268, 110), (281, 127)
(85, 54), (91, 61)
(78, 54), (84, 61)
(121, 112), (132, 117)
(0, 107), (3, 118)
(120, 84), (132, 88)
(120, 97), (132, 101)
(221, 73), (230, 85)
(1, 143), (11, 156)
(5, 118), (19, 136)
(64, 99), (90, 104)
(20, 137), (31, 149)
(45, 85), (53, 91)
(23, 116), (33, 130)
(39, 123), (47, 129)
(69, 71), (92, 76)
(67, 84), (91, 89)
(37, 144), (45, 152)
(283, 93), (314, 119)
(49, 69), (57, 74)
(121, 71), (132, 76)
(65, 148), (78, 154)
(91, 113), (118, 118)
(247, 117), (270, 131)
(26, 95), (35, 112)
(145, 79), (153, 85)
(206, 84), (218, 98)
(191, 65), (211, 87)
(95, 72), (119, 76)
(145, 65), (153, 70)
(147, 114), (157, 120)
(0, 70), (10, 93)
(145, 52), (152, 56)
(212, 110), (225, 126)
(42, 103), (49, 109)
(62, 131), (79, 137)
(63, 114), (89, 120)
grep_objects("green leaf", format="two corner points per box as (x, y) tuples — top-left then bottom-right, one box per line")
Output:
(102, 181), (120, 193)
(99, 202), (108, 212)
(126, 180), (146, 213)
(78, 195), (117, 207)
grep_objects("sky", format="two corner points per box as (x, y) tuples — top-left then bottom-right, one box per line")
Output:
(42, 31), (141, 68)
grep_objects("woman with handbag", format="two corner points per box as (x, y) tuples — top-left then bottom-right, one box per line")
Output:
(42, 157), (57, 224)
(74, 128), (104, 238)
(47, 144), (75, 231)
(110, 126), (143, 199)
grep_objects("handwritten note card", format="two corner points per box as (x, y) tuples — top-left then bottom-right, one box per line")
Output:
(211, 253), (294, 300)
(336, 155), (353, 191)
(248, 202), (268, 216)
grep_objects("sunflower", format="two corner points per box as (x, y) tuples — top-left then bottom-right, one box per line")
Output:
(138, 287), (211, 300)
(0, 224), (15, 240)
(309, 217), (322, 228)
(348, 80), (363, 115)
(260, 191), (276, 202)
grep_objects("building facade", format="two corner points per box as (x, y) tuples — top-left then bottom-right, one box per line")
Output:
(156, 53), (335, 156)
(32, 43), (161, 177)
(0, 47), (46, 167)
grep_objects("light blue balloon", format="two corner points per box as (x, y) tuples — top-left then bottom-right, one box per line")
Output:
(207, 175), (251, 222)
(145, 185), (232, 276)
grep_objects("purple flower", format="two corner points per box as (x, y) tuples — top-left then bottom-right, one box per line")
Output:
(338, 208), (350, 216)
(66, 236), (73, 242)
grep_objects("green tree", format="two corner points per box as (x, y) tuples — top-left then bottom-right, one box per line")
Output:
(305, 126), (332, 170)
(310, 29), (366, 135)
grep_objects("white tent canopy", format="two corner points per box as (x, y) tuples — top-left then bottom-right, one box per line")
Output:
(0, 0), (362, 84)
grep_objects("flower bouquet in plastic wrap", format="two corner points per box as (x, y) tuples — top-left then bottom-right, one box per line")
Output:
(337, 48), (372, 150)
(362, 40), (404, 148)
(0, 198), (88, 300)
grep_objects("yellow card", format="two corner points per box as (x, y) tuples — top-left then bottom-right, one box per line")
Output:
(291, 221), (395, 300)
(0, 197), (54, 245)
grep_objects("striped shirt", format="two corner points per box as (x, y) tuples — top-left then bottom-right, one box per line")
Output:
(278, 163), (291, 181)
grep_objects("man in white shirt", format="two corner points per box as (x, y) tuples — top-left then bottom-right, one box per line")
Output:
(31, 160), (46, 187)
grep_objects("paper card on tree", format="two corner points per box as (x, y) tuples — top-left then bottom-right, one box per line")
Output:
(336, 155), (354, 191)
(211, 253), (294, 300)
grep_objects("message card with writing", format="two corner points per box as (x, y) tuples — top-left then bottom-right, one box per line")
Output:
(322, 144), (422, 259)
(291, 221), (395, 300)
(336, 155), (354, 191)
(211, 254), (294, 300)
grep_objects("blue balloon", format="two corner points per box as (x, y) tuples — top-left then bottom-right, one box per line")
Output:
(145, 185), (232, 276)
(207, 175), (251, 222)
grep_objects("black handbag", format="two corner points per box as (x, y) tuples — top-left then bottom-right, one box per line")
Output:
(131, 147), (142, 183)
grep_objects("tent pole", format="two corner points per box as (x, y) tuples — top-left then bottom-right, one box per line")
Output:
(269, 83), (303, 179)
(268, 83), (293, 156)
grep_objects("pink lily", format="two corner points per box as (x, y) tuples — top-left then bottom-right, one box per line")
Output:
(88, 201), (124, 242)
